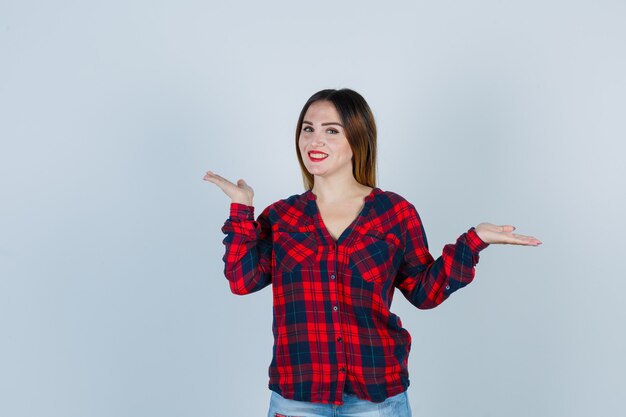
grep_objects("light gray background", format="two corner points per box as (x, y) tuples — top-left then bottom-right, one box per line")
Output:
(1, 1), (624, 416)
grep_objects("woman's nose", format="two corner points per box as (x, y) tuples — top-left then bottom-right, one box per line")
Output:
(311, 134), (325, 146)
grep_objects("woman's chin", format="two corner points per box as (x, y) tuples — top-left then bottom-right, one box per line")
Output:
(306, 166), (327, 176)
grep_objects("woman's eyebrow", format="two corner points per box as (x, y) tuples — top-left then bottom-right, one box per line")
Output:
(303, 121), (344, 127)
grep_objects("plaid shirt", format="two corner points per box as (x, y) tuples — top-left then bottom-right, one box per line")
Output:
(220, 187), (489, 405)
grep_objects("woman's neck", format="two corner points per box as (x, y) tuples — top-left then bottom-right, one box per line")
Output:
(311, 176), (372, 204)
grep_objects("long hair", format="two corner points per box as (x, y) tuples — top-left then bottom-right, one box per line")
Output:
(295, 88), (377, 191)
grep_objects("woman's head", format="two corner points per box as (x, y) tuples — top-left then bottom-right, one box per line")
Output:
(296, 88), (377, 190)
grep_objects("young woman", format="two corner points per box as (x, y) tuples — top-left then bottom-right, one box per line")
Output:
(203, 88), (541, 417)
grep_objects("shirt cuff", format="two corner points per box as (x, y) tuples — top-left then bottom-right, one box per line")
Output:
(229, 203), (255, 220)
(466, 227), (490, 253)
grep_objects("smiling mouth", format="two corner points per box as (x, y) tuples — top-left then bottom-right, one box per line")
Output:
(308, 151), (328, 161)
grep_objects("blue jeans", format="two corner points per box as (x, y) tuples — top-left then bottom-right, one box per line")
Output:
(267, 390), (412, 417)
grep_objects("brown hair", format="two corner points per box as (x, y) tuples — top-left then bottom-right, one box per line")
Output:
(295, 88), (377, 191)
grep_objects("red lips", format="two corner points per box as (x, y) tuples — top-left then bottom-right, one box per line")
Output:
(308, 151), (328, 162)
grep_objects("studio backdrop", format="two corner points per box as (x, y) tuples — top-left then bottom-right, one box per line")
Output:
(0, 1), (624, 416)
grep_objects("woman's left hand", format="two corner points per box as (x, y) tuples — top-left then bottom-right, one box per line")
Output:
(474, 223), (542, 246)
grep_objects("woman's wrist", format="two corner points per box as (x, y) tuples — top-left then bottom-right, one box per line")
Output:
(231, 199), (253, 207)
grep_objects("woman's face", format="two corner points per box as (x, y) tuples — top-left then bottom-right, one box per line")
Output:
(298, 100), (353, 180)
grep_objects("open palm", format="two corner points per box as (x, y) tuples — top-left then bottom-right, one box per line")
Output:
(203, 170), (254, 206)
(475, 223), (542, 246)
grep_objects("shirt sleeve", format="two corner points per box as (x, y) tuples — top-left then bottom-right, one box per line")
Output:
(394, 203), (490, 309)
(220, 202), (273, 295)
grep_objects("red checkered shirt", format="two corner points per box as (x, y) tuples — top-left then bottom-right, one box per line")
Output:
(220, 187), (489, 405)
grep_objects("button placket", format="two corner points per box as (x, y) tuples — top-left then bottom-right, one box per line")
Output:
(329, 239), (348, 398)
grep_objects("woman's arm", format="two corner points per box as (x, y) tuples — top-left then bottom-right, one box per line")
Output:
(203, 170), (273, 295)
(394, 204), (541, 309)
(221, 203), (273, 295)
(393, 203), (489, 309)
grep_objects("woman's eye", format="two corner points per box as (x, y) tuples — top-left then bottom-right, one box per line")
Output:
(327, 129), (339, 134)
(303, 126), (313, 132)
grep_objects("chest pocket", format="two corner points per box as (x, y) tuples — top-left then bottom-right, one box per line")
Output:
(348, 229), (401, 283)
(274, 225), (318, 272)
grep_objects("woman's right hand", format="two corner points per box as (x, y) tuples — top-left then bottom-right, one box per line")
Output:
(203, 171), (254, 206)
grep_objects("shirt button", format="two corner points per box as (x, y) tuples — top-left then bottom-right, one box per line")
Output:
(445, 285), (450, 290)
(337, 337), (342, 342)
(333, 305), (338, 311)
(330, 274), (336, 280)
(339, 367), (346, 373)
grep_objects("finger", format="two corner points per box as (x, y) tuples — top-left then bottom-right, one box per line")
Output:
(507, 235), (542, 246)
(207, 172), (233, 185)
(515, 240), (542, 246)
(203, 173), (224, 184)
(203, 173), (237, 191)
(238, 179), (254, 193)
(512, 233), (539, 241)
(499, 225), (516, 232)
